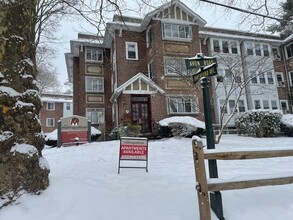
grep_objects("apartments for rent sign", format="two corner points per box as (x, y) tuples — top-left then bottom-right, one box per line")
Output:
(118, 137), (148, 173)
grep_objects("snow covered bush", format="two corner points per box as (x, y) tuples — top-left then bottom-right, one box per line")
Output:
(236, 110), (282, 137)
(280, 114), (293, 137)
(159, 116), (206, 138)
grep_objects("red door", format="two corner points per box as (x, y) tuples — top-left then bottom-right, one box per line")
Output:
(131, 96), (150, 133)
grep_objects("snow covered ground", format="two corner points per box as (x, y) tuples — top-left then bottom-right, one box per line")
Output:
(0, 135), (293, 220)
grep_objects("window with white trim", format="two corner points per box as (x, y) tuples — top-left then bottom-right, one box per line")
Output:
(168, 96), (197, 114)
(148, 61), (154, 79)
(219, 99), (246, 114)
(254, 100), (261, 109)
(272, 47), (281, 60)
(66, 103), (71, 111)
(213, 40), (220, 52)
(86, 108), (104, 124)
(126, 42), (138, 60)
(146, 27), (153, 48)
(85, 48), (103, 62)
(162, 23), (191, 40)
(280, 100), (289, 113)
(246, 42), (270, 57)
(286, 43), (293, 59)
(86, 76), (104, 93)
(271, 100), (278, 110)
(267, 72), (274, 84)
(46, 118), (54, 127)
(211, 39), (239, 54)
(276, 72), (285, 87)
(263, 100), (270, 109)
(47, 102), (55, 110)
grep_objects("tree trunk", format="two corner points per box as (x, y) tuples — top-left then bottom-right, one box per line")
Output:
(0, 0), (49, 208)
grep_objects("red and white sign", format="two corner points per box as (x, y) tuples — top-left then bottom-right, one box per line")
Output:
(120, 137), (148, 160)
(59, 115), (89, 145)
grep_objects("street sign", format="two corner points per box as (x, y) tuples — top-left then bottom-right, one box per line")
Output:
(192, 64), (217, 84)
(185, 55), (217, 70)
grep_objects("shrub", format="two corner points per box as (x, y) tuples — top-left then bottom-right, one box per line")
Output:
(159, 122), (205, 138)
(236, 110), (282, 137)
(280, 114), (293, 137)
(118, 124), (141, 137)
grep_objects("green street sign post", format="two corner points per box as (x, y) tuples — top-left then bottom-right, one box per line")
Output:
(186, 54), (225, 220)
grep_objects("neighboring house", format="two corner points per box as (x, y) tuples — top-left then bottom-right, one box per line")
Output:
(40, 93), (73, 133)
(65, 0), (293, 138)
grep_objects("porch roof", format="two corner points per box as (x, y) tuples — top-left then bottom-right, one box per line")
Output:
(110, 72), (165, 102)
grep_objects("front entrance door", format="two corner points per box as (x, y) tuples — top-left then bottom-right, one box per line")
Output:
(131, 95), (150, 133)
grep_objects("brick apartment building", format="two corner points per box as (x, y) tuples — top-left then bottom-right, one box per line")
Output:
(65, 0), (293, 139)
(40, 93), (73, 133)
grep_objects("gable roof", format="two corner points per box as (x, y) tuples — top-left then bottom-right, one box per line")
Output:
(110, 73), (165, 102)
(141, 0), (206, 29)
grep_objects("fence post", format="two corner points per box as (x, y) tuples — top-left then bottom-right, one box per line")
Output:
(192, 139), (211, 220)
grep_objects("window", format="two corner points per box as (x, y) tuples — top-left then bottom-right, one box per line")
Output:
(290, 72), (293, 86)
(126, 42), (138, 60)
(272, 47), (281, 60)
(46, 118), (54, 127)
(148, 61), (154, 79)
(224, 69), (233, 82)
(263, 45), (269, 56)
(255, 44), (261, 56)
(254, 100), (261, 109)
(222, 41), (229, 53)
(47, 102), (55, 110)
(247, 42), (254, 55)
(86, 48), (103, 62)
(229, 100), (236, 112)
(168, 96), (197, 114)
(271, 100), (278, 110)
(86, 77), (104, 92)
(146, 27), (152, 48)
(86, 108), (104, 124)
(213, 40), (220, 52)
(66, 103), (71, 111)
(286, 43), (293, 59)
(231, 41), (238, 54)
(259, 73), (266, 84)
(164, 57), (188, 75)
(280, 100), (289, 113)
(276, 73), (284, 87)
(267, 72), (274, 84)
(163, 23), (191, 40)
(238, 100), (246, 112)
(263, 100), (270, 109)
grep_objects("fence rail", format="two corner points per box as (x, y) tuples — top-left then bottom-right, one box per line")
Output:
(192, 139), (293, 220)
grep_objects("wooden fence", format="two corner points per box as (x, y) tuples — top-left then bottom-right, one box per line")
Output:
(192, 139), (293, 220)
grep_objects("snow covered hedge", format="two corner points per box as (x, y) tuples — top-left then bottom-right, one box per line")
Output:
(158, 116), (206, 138)
(280, 114), (293, 137)
(236, 110), (282, 137)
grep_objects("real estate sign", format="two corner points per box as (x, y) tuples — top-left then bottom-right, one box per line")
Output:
(58, 115), (90, 147)
(118, 137), (148, 173)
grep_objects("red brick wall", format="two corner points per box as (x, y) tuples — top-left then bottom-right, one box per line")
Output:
(40, 102), (63, 133)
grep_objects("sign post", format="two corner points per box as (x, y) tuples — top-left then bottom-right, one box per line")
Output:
(118, 137), (148, 174)
(186, 54), (225, 220)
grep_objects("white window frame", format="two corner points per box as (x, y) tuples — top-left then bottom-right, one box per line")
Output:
(285, 43), (293, 59)
(65, 102), (71, 111)
(162, 23), (192, 41)
(148, 61), (154, 79)
(47, 102), (55, 110)
(218, 99), (246, 115)
(167, 96), (198, 114)
(280, 100), (289, 113)
(211, 39), (239, 55)
(272, 47), (281, 60)
(125, 42), (138, 60)
(86, 108), (104, 125)
(85, 48), (103, 62)
(86, 76), (104, 93)
(46, 118), (55, 127)
(146, 26), (152, 48)
(276, 72), (285, 87)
